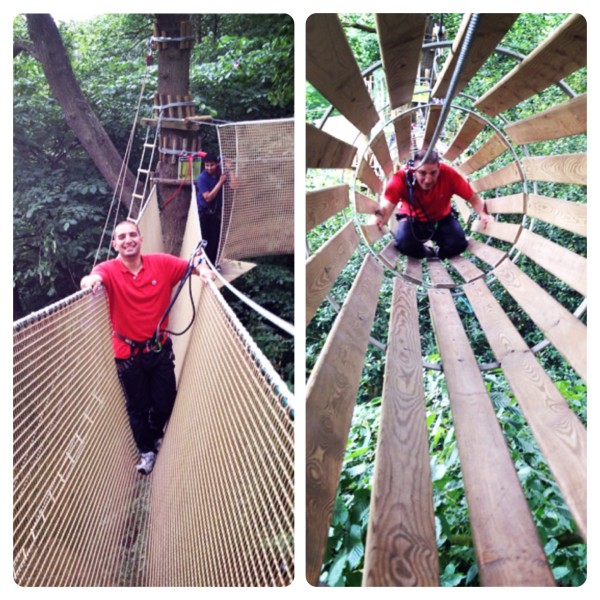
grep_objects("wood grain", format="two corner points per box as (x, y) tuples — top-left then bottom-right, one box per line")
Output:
(376, 14), (428, 110)
(505, 93), (587, 145)
(306, 123), (357, 169)
(475, 14), (586, 116)
(463, 278), (587, 540)
(363, 279), (439, 586)
(527, 194), (586, 237)
(306, 221), (360, 325)
(306, 255), (384, 585)
(306, 184), (349, 231)
(429, 288), (555, 586)
(307, 13), (380, 135)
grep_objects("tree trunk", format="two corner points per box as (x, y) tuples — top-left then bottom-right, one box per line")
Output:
(25, 14), (138, 207)
(154, 14), (196, 255)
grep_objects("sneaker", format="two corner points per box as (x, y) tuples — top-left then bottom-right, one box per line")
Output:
(424, 245), (440, 260)
(136, 451), (156, 475)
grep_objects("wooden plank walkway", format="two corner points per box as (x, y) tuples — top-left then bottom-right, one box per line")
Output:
(363, 278), (438, 586)
(306, 254), (384, 586)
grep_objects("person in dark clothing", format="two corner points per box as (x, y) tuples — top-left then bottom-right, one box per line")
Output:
(195, 153), (231, 265)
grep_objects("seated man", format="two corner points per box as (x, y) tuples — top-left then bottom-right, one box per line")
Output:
(374, 149), (492, 259)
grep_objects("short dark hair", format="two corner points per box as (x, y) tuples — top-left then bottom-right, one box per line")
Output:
(203, 152), (220, 164)
(113, 220), (140, 238)
(414, 148), (440, 165)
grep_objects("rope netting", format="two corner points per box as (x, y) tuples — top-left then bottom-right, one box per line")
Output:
(13, 281), (294, 586)
(217, 119), (294, 263)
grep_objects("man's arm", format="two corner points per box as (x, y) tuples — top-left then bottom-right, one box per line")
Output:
(80, 273), (103, 292)
(202, 174), (227, 203)
(466, 192), (493, 230)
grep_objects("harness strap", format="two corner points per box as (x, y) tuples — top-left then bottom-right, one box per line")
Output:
(114, 331), (167, 357)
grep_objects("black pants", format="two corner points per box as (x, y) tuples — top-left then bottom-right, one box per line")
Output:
(199, 211), (221, 265)
(394, 212), (468, 259)
(115, 338), (177, 454)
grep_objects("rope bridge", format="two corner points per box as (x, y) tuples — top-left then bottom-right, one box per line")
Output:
(13, 184), (294, 586)
(306, 13), (586, 587)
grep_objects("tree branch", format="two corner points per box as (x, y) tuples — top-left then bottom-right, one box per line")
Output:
(13, 40), (38, 59)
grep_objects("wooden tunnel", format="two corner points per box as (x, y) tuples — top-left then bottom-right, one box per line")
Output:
(305, 13), (586, 587)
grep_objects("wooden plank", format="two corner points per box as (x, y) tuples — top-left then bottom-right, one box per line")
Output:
(357, 159), (383, 195)
(379, 241), (400, 270)
(470, 161), (522, 193)
(485, 193), (525, 215)
(306, 184), (349, 231)
(370, 128), (394, 176)
(375, 14), (428, 110)
(505, 94), (587, 145)
(214, 259), (255, 289)
(393, 113), (413, 163)
(432, 14), (519, 99)
(306, 254), (384, 586)
(360, 223), (387, 245)
(423, 104), (442, 147)
(306, 13), (379, 136)
(452, 194), (472, 224)
(355, 191), (379, 215)
(444, 113), (486, 163)
(363, 278), (439, 586)
(463, 278), (587, 541)
(448, 254), (485, 282)
(467, 238), (507, 267)
(475, 14), (587, 117)
(459, 133), (509, 176)
(527, 194), (586, 237)
(522, 154), (586, 185)
(306, 123), (357, 169)
(427, 259), (455, 288)
(306, 221), (360, 325)
(471, 220), (521, 244)
(490, 259), (587, 382)
(403, 256), (423, 283)
(429, 288), (555, 586)
(515, 229), (587, 296)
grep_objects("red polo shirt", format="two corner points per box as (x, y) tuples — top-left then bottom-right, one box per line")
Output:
(93, 254), (189, 359)
(384, 163), (474, 221)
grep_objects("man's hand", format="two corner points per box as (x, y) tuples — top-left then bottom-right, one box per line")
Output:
(80, 274), (103, 293)
(479, 212), (494, 230)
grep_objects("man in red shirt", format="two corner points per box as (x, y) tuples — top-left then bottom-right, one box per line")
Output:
(81, 220), (213, 475)
(374, 149), (492, 259)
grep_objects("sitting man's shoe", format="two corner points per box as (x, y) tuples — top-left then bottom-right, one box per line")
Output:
(136, 451), (156, 475)
(423, 245), (440, 260)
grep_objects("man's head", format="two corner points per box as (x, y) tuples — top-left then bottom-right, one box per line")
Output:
(203, 153), (220, 176)
(112, 220), (143, 259)
(412, 149), (441, 191)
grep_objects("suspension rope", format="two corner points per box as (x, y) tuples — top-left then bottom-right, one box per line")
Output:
(93, 60), (154, 266)
(416, 13), (481, 168)
(202, 253), (295, 338)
